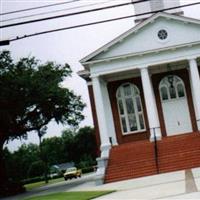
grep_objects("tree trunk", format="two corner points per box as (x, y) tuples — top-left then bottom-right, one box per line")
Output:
(0, 138), (7, 195)
(44, 161), (49, 184)
(38, 132), (49, 184)
(0, 135), (25, 197)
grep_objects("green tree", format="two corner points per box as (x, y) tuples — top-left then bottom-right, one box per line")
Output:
(0, 51), (85, 195)
(37, 126), (49, 183)
(61, 126), (97, 166)
(41, 136), (65, 165)
(5, 144), (40, 182)
(74, 126), (97, 163)
(62, 129), (76, 162)
(27, 160), (45, 178)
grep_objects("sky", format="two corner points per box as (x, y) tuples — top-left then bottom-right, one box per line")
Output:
(1, 0), (200, 151)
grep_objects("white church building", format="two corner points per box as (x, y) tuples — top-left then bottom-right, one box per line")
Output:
(79, 0), (200, 184)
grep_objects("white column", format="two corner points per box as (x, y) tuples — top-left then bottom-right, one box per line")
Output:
(92, 76), (111, 158)
(188, 58), (200, 130)
(140, 67), (162, 141)
(101, 81), (118, 146)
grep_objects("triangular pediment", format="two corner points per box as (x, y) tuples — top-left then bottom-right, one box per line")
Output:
(80, 12), (200, 64)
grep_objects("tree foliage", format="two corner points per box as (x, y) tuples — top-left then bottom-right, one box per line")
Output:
(4, 144), (40, 181)
(3, 126), (97, 182)
(0, 50), (85, 195)
(0, 50), (85, 142)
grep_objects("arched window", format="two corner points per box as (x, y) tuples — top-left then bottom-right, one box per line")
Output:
(159, 75), (186, 101)
(116, 83), (146, 134)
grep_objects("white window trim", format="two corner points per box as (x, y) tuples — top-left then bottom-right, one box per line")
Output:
(159, 75), (187, 103)
(116, 83), (146, 135)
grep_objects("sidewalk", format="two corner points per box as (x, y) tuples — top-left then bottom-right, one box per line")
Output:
(69, 167), (200, 199)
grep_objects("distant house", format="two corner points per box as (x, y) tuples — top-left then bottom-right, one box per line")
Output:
(79, 0), (200, 184)
(51, 162), (74, 173)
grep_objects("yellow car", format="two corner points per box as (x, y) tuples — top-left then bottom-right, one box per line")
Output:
(63, 167), (82, 180)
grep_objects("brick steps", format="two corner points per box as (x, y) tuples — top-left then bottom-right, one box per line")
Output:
(105, 132), (200, 183)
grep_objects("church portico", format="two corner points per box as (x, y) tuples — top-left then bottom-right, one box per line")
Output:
(99, 58), (199, 144)
(79, 2), (200, 183)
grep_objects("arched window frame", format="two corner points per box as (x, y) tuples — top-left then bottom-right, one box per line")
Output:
(116, 83), (146, 135)
(159, 75), (186, 102)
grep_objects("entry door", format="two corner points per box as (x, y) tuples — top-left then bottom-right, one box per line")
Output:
(159, 75), (192, 136)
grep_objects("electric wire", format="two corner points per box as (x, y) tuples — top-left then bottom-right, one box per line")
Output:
(0, 0), (149, 29)
(0, 0), (81, 16)
(0, 0), (115, 23)
(9, 2), (200, 43)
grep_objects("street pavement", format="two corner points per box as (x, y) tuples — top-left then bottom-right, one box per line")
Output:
(69, 168), (200, 199)
(1, 168), (200, 199)
(0, 173), (96, 200)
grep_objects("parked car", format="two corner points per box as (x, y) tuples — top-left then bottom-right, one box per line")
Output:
(63, 167), (82, 180)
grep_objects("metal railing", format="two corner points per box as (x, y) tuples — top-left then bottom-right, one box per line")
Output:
(197, 119), (200, 133)
(151, 127), (160, 174)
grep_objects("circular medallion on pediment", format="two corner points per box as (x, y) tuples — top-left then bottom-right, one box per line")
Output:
(157, 29), (168, 40)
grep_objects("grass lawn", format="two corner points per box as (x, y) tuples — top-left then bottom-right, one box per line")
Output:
(24, 191), (114, 200)
(24, 177), (64, 191)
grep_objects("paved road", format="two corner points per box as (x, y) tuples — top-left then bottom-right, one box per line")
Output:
(1, 173), (96, 200)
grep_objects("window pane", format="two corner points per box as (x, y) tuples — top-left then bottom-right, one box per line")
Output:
(169, 87), (176, 99)
(139, 114), (145, 129)
(160, 87), (168, 100)
(177, 84), (185, 98)
(117, 89), (121, 98)
(123, 84), (131, 96)
(136, 96), (142, 111)
(121, 117), (127, 133)
(129, 115), (137, 131)
(126, 98), (135, 114)
(133, 86), (139, 95)
(118, 100), (124, 115)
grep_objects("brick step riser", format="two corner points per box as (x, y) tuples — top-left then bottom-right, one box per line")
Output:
(105, 171), (157, 183)
(108, 152), (200, 171)
(109, 154), (154, 162)
(108, 150), (200, 168)
(106, 163), (200, 182)
(111, 135), (200, 152)
(111, 134), (200, 152)
(159, 151), (200, 162)
(111, 146), (200, 158)
(105, 169), (157, 179)
(160, 162), (200, 172)
(107, 159), (155, 169)
(159, 157), (200, 167)
(106, 164), (156, 175)
(159, 145), (200, 150)
(108, 151), (200, 168)
(109, 151), (200, 165)
(111, 141), (200, 154)
(106, 160), (200, 183)
(105, 161), (200, 183)
(111, 148), (154, 155)
(105, 133), (200, 183)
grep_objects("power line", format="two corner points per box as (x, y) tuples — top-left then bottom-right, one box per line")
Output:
(0, 0), (114, 23)
(0, 0), (81, 16)
(0, 0), (149, 29)
(8, 2), (200, 43)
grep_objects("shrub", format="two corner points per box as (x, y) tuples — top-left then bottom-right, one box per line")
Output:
(27, 160), (46, 178)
